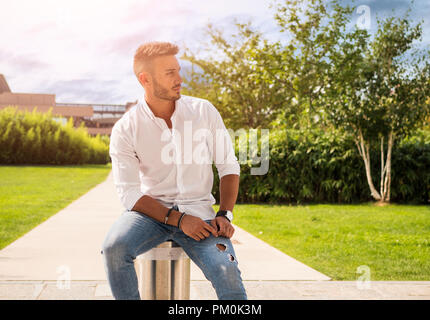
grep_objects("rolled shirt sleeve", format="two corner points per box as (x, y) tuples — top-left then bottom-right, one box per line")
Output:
(109, 123), (145, 211)
(210, 104), (240, 179)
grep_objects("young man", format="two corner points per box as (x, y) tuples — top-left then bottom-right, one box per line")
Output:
(101, 41), (247, 300)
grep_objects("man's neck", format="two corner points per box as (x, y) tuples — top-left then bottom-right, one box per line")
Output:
(145, 94), (176, 120)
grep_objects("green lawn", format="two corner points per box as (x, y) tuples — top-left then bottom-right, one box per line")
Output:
(214, 203), (430, 281)
(1, 166), (428, 281)
(0, 164), (112, 250)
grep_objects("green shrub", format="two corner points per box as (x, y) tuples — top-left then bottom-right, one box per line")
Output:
(212, 127), (430, 204)
(0, 106), (110, 164)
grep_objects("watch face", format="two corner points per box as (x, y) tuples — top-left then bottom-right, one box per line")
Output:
(226, 211), (233, 221)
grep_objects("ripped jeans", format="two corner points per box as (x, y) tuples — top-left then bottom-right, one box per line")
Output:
(101, 206), (247, 300)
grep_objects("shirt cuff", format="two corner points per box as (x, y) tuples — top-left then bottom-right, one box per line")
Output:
(217, 163), (240, 179)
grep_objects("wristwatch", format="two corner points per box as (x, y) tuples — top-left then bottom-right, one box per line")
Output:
(216, 210), (233, 222)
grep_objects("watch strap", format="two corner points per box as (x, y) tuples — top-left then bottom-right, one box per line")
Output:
(216, 210), (231, 222)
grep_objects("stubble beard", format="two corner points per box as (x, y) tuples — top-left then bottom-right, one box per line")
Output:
(153, 77), (181, 101)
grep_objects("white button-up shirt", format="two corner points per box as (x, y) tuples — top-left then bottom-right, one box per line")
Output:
(109, 94), (240, 220)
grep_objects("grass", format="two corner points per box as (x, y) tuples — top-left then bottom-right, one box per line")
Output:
(0, 164), (112, 250)
(213, 203), (430, 281)
(1, 165), (428, 281)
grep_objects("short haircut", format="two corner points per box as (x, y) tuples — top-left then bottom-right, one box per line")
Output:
(133, 41), (179, 78)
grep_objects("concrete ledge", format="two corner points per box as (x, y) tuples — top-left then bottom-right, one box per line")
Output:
(1, 281), (429, 300)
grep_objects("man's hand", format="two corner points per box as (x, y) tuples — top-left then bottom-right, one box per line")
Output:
(210, 217), (234, 239)
(180, 214), (218, 241)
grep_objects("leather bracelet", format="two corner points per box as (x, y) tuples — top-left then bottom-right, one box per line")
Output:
(177, 212), (186, 230)
(164, 207), (174, 224)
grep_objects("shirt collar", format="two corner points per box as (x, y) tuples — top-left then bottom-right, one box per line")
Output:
(139, 93), (181, 121)
(139, 94), (156, 120)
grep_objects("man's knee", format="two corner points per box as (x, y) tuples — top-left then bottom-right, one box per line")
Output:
(101, 237), (132, 260)
(209, 256), (246, 300)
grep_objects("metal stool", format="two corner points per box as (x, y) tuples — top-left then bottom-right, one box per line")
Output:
(134, 240), (190, 300)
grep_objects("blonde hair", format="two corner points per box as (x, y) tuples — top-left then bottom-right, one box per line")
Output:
(133, 41), (179, 78)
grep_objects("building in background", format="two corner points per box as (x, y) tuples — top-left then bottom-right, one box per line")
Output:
(0, 74), (136, 136)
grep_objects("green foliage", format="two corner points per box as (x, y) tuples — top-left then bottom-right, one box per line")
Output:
(0, 106), (110, 164)
(392, 129), (430, 203)
(272, 0), (430, 138)
(181, 22), (287, 129)
(273, 0), (358, 127)
(322, 5), (430, 141)
(186, 0), (430, 203)
(212, 128), (430, 204)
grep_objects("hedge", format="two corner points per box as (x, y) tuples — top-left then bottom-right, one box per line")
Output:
(0, 106), (109, 165)
(212, 127), (430, 204)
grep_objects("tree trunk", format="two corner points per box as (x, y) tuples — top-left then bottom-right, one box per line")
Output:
(354, 129), (394, 203)
(354, 128), (382, 200)
(380, 136), (385, 199)
(381, 130), (394, 202)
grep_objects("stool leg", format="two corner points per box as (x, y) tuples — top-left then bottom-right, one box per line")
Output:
(155, 260), (171, 299)
(135, 259), (156, 300)
(172, 258), (190, 300)
(135, 241), (190, 300)
(155, 242), (172, 300)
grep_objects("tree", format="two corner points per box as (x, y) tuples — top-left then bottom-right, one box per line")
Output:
(181, 22), (287, 129)
(321, 6), (430, 202)
(273, 0), (430, 203)
(272, 0), (356, 129)
(182, 0), (430, 203)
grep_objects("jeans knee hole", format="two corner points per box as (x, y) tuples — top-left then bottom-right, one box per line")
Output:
(216, 243), (227, 252)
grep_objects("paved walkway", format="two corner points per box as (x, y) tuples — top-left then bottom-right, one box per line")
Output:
(0, 171), (429, 300)
(1, 280), (429, 300)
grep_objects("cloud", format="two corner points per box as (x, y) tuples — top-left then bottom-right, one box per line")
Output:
(105, 26), (168, 56)
(26, 21), (57, 35)
(121, 0), (195, 24)
(43, 78), (126, 103)
(344, 0), (428, 24)
(0, 49), (50, 72)
(357, 0), (411, 12)
(1, 0), (428, 105)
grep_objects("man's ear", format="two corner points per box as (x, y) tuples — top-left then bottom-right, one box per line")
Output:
(138, 71), (151, 87)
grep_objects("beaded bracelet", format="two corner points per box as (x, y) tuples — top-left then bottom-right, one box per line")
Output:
(164, 207), (174, 224)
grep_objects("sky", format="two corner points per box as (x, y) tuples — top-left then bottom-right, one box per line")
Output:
(0, 0), (429, 105)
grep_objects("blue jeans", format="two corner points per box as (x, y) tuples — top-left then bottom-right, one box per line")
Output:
(101, 206), (247, 300)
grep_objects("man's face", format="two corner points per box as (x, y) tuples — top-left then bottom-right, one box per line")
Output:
(147, 55), (182, 101)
